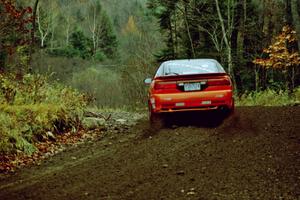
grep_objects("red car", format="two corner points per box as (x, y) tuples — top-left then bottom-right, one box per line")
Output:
(145, 59), (234, 125)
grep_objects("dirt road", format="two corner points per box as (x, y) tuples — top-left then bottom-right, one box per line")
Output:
(0, 107), (299, 200)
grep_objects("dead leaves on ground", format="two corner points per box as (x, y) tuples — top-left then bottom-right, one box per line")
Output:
(0, 129), (102, 174)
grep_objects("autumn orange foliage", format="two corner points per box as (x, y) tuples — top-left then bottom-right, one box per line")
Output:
(253, 26), (300, 69)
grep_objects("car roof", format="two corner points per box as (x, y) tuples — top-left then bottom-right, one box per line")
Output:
(155, 59), (226, 77)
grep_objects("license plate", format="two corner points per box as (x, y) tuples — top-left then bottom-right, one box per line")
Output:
(184, 82), (201, 91)
(202, 100), (211, 105)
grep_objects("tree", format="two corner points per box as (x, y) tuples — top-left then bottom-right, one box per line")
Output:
(96, 12), (118, 59)
(84, 0), (118, 59)
(147, 0), (179, 61)
(122, 15), (140, 35)
(36, 0), (59, 48)
(86, 0), (103, 55)
(253, 26), (300, 90)
(0, 0), (33, 72)
(69, 28), (92, 59)
(29, 0), (39, 67)
(60, 1), (75, 46)
(215, 0), (236, 88)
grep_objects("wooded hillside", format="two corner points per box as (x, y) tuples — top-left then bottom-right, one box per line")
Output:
(0, 0), (300, 107)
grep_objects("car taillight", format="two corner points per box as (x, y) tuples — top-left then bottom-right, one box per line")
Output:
(207, 77), (231, 86)
(154, 81), (177, 90)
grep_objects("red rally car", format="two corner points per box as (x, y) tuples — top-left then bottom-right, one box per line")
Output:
(145, 59), (234, 124)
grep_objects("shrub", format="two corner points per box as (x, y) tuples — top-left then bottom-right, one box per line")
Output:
(0, 73), (87, 155)
(69, 67), (124, 108)
(47, 47), (81, 58)
(236, 88), (300, 106)
(31, 51), (90, 84)
(94, 50), (107, 62)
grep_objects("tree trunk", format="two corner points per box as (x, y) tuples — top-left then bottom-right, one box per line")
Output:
(255, 65), (260, 91)
(183, 3), (195, 58)
(28, 0), (39, 71)
(260, 67), (267, 90)
(66, 17), (70, 46)
(215, 0), (236, 89)
(231, 0), (244, 93)
(285, 0), (293, 26)
(0, 50), (5, 73)
(50, 24), (55, 49)
(37, 5), (49, 48)
(174, 9), (179, 56)
(290, 66), (295, 91)
(88, 6), (97, 55)
(168, 17), (175, 59)
(291, 0), (300, 50)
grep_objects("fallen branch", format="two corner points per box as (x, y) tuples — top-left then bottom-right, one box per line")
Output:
(84, 111), (111, 121)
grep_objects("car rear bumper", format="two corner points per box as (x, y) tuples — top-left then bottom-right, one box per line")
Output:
(149, 90), (233, 113)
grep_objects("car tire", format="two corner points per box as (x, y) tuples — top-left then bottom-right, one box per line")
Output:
(222, 100), (234, 117)
(150, 112), (165, 129)
(229, 98), (235, 114)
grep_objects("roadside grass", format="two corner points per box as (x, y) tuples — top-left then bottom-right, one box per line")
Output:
(236, 87), (300, 106)
(0, 74), (86, 155)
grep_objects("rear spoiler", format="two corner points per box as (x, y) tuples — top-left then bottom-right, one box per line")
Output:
(154, 73), (229, 81)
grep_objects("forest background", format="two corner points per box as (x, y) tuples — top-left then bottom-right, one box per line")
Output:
(1, 0), (300, 108)
(1, 0), (300, 154)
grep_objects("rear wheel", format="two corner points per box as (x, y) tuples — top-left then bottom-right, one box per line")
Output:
(229, 98), (235, 114)
(150, 111), (165, 129)
(221, 98), (235, 117)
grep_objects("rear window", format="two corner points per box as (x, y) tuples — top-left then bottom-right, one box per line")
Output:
(155, 59), (225, 77)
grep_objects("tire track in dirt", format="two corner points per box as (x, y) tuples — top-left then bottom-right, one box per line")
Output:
(0, 107), (299, 200)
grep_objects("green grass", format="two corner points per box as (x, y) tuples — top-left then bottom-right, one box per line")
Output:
(0, 74), (87, 155)
(236, 87), (300, 106)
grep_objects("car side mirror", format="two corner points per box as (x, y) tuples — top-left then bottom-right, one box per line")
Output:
(144, 78), (152, 85)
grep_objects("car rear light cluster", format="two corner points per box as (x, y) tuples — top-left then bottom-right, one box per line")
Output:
(153, 77), (231, 90)
(154, 81), (177, 90)
(207, 77), (231, 86)
(150, 98), (156, 109)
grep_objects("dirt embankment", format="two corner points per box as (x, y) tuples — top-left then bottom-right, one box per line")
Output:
(0, 107), (299, 200)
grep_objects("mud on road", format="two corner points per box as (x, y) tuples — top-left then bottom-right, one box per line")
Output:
(0, 107), (300, 200)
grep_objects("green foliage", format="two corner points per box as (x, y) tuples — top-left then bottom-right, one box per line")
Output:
(0, 73), (87, 154)
(94, 50), (107, 62)
(47, 46), (81, 58)
(70, 29), (93, 59)
(236, 88), (300, 106)
(47, 29), (93, 59)
(69, 67), (124, 108)
(96, 12), (118, 59)
(47, 29), (95, 59)
(147, 0), (178, 60)
(31, 51), (91, 85)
